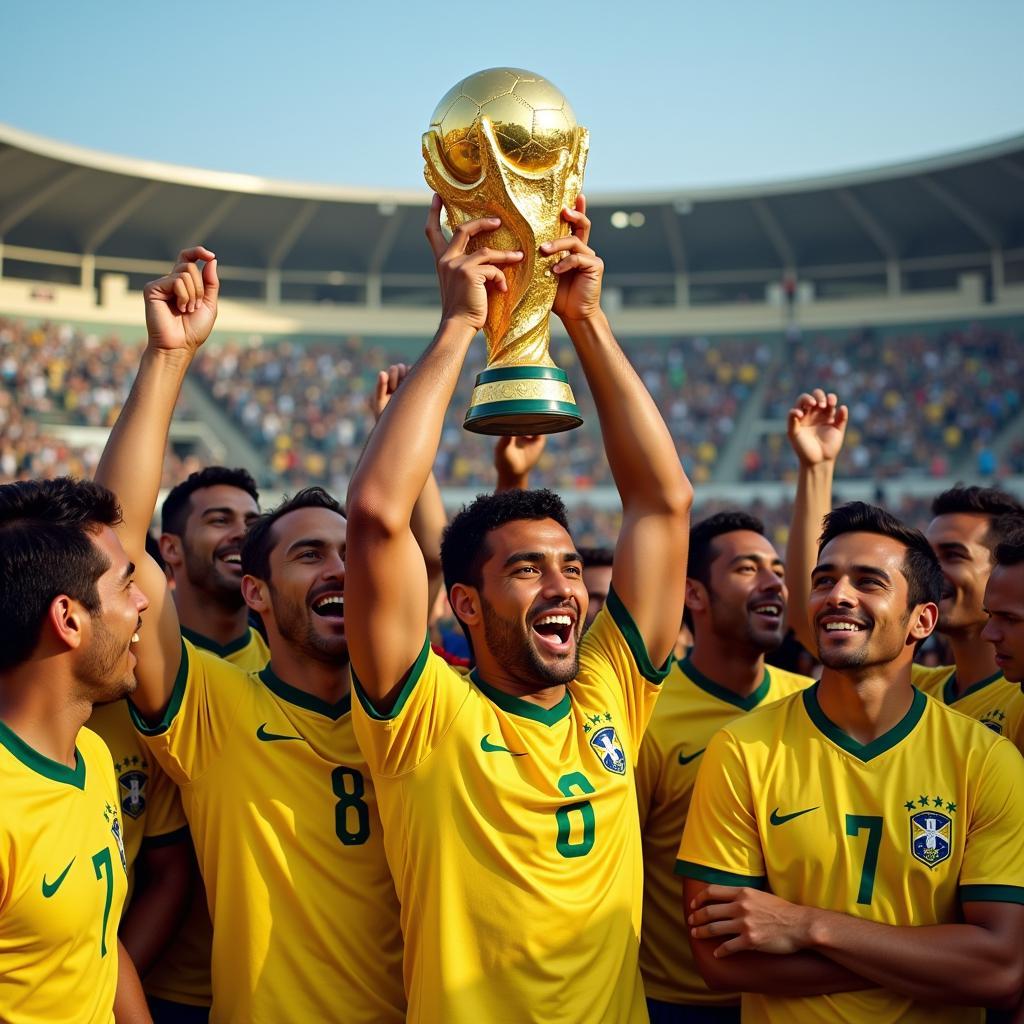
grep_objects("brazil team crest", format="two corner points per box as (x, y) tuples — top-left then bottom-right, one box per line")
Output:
(910, 809), (952, 868)
(118, 770), (147, 819)
(590, 725), (626, 775)
(103, 803), (128, 873)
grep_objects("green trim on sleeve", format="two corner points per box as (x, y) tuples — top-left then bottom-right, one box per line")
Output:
(674, 860), (767, 888)
(605, 586), (672, 684)
(140, 825), (191, 850)
(352, 634), (431, 722)
(959, 884), (1024, 905)
(129, 640), (190, 737)
(0, 719), (86, 789)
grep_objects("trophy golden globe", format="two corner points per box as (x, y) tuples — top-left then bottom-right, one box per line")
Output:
(424, 68), (589, 435)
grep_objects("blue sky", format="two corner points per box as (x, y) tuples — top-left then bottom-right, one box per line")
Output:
(3, 0), (1022, 193)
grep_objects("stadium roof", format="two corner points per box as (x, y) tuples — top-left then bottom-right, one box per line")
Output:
(1, 121), (1022, 303)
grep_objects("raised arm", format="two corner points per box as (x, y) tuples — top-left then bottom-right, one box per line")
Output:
(785, 389), (847, 654)
(95, 247), (219, 717)
(345, 200), (523, 706)
(494, 435), (546, 492)
(545, 198), (692, 665)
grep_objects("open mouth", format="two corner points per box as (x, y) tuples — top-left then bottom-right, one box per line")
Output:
(819, 616), (869, 636)
(531, 611), (575, 654)
(311, 595), (345, 619)
(750, 602), (783, 622)
(218, 551), (243, 569)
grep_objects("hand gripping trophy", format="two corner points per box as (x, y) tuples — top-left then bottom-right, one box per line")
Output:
(423, 68), (589, 434)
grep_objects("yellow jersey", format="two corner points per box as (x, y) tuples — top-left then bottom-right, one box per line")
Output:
(677, 684), (1024, 1024)
(0, 722), (129, 1024)
(636, 656), (811, 1006)
(144, 624), (271, 1009)
(130, 639), (405, 1024)
(913, 662), (1024, 752)
(352, 589), (669, 1024)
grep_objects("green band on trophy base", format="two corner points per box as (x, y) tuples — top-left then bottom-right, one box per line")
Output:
(464, 365), (583, 436)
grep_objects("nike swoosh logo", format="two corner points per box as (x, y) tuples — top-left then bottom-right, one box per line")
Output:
(678, 748), (706, 765)
(256, 723), (302, 743)
(480, 734), (527, 756)
(42, 858), (75, 898)
(770, 805), (819, 826)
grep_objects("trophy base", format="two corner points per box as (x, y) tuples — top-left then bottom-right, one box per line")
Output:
(464, 366), (583, 436)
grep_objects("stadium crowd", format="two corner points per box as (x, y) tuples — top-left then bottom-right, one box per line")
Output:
(2, 223), (1024, 1024)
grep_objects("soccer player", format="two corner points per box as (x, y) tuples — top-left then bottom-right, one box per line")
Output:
(0, 478), (151, 1023)
(983, 516), (1024, 686)
(637, 511), (812, 1024)
(784, 391), (1024, 750)
(677, 502), (1024, 1022)
(345, 196), (692, 1023)
(95, 247), (405, 1023)
(579, 545), (615, 630)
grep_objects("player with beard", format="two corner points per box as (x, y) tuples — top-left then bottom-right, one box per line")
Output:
(345, 197), (692, 1023)
(983, 516), (1024, 689)
(637, 511), (812, 1024)
(0, 478), (151, 1023)
(783, 391), (1024, 750)
(678, 502), (1024, 1023)
(95, 248), (405, 1023)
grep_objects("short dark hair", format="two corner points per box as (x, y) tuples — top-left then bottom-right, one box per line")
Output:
(930, 485), (1023, 551)
(0, 478), (122, 672)
(993, 514), (1024, 568)
(818, 501), (942, 608)
(578, 545), (614, 569)
(240, 486), (344, 582)
(683, 510), (766, 630)
(441, 488), (572, 595)
(161, 466), (260, 535)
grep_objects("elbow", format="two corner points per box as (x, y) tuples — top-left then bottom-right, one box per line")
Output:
(345, 492), (407, 541)
(690, 944), (737, 992)
(987, 961), (1024, 1010)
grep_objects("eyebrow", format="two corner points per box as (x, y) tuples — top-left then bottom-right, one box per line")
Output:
(729, 553), (784, 568)
(503, 550), (583, 568)
(285, 537), (327, 556)
(935, 541), (970, 555)
(812, 563), (892, 581)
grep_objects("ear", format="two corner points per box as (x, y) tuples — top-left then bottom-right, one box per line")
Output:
(242, 575), (269, 615)
(159, 533), (184, 569)
(48, 595), (87, 653)
(449, 583), (481, 628)
(685, 578), (708, 616)
(907, 602), (939, 644)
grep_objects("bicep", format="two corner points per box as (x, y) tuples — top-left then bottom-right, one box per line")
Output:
(962, 901), (1024, 948)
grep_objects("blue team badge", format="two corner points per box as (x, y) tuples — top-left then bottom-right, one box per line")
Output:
(590, 726), (626, 775)
(119, 770), (148, 819)
(910, 810), (952, 868)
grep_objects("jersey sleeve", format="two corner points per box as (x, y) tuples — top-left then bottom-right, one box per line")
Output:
(577, 587), (672, 753)
(141, 759), (188, 846)
(352, 635), (472, 778)
(959, 736), (1024, 904)
(128, 639), (246, 786)
(674, 728), (767, 888)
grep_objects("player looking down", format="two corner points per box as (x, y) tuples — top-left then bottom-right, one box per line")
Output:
(345, 196), (692, 1023)
(678, 502), (1024, 1023)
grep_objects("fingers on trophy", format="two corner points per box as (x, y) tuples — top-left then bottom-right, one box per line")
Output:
(423, 68), (590, 435)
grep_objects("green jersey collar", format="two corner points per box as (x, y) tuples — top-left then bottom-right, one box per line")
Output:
(259, 665), (351, 720)
(470, 671), (572, 726)
(0, 719), (86, 789)
(680, 654), (772, 712)
(943, 669), (1004, 706)
(181, 625), (254, 659)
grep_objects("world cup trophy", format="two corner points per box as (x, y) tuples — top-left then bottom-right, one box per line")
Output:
(423, 68), (589, 435)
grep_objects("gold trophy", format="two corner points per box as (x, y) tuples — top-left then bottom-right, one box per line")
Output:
(424, 68), (589, 435)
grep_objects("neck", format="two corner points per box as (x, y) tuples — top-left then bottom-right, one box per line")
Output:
(472, 651), (567, 710)
(817, 662), (915, 745)
(947, 628), (1001, 693)
(688, 638), (766, 696)
(267, 641), (351, 705)
(174, 584), (251, 647)
(0, 663), (90, 768)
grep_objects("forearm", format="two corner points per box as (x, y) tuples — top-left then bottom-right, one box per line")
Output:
(119, 845), (192, 976)
(348, 320), (473, 527)
(808, 909), (1022, 1007)
(114, 940), (153, 1023)
(567, 312), (690, 514)
(96, 347), (192, 550)
(695, 946), (869, 997)
(786, 460), (833, 652)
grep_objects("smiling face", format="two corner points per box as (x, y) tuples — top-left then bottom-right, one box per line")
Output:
(810, 531), (936, 673)
(257, 506), (348, 666)
(455, 517), (588, 690)
(982, 563), (1024, 684)
(77, 525), (150, 703)
(692, 530), (787, 654)
(170, 485), (261, 608)
(925, 512), (994, 636)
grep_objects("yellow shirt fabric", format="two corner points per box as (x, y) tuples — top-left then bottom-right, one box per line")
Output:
(352, 588), (668, 1024)
(913, 662), (1024, 752)
(143, 625), (271, 1009)
(130, 639), (405, 1024)
(677, 684), (1024, 1024)
(0, 723), (129, 1024)
(636, 656), (811, 1006)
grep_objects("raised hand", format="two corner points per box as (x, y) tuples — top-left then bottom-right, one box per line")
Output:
(143, 246), (219, 355)
(424, 195), (523, 332)
(371, 363), (410, 422)
(494, 435), (547, 491)
(546, 195), (603, 324)
(787, 388), (849, 467)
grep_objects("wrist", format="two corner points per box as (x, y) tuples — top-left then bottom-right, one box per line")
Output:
(800, 906), (833, 951)
(142, 344), (194, 375)
(798, 458), (836, 480)
(437, 316), (480, 345)
(561, 308), (611, 342)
